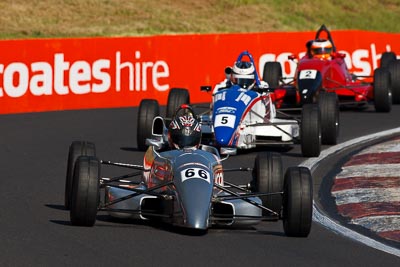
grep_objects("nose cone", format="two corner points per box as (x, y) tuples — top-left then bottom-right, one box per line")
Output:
(183, 194), (211, 229)
(174, 152), (214, 230)
(177, 179), (213, 230)
(214, 127), (235, 146)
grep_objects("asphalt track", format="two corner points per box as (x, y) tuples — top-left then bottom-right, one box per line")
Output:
(0, 104), (400, 266)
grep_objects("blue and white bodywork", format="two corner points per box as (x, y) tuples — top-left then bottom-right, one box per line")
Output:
(201, 51), (300, 150)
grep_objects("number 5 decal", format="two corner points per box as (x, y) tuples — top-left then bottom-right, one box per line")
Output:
(181, 167), (210, 183)
(214, 114), (236, 128)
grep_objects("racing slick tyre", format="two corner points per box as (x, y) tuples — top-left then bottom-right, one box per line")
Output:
(388, 60), (400, 104)
(166, 88), (190, 119)
(318, 92), (339, 145)
(70, 156), (100, 226)
(300, 104), (321, 157)
(137, 99), (160, 151)
(65, 141), (96, 210)
(373, 67), (392, 112)
(380, 52), (396, 68)
(282, 166), (313, 237)
(262, 62), (282, 88)
(252, 152), (284, 216)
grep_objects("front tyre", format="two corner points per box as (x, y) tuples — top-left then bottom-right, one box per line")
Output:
(380, 52), (396, 68)
(263, 62), (282, 88)
(373, 67), (392, 112)
(318, 92), (339, 145)
(65, 141), (96, 210)
(252, 152), (284, 216)
(388, 60), (400, 104)
(282, 167), (313, 237)
(300, 104), (321, 157)
(166, 88), (190, 119)
(70, 156), (100, 226)
(137, 99), (160, 151)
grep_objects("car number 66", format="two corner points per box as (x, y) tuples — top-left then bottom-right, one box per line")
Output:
(181, 167), (210, 183)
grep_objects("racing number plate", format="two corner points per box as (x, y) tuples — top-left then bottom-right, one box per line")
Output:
(181, 167), (210, 184)
(299, 69), (318, 79)
(214, 114), (236, 128)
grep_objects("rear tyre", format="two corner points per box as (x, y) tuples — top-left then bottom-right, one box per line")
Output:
(318, 92), (339, 145)
(263, 62), (282, 88)
(388, 60), (400, 104)
(166, 88), (190, 119)
(137, 99), (160, 151)
(70, 156), (100, 226)
(380, 52), (396, 68)
(65, 141), (96, 210)
(373, 67), (392, 112)
(300, 104), (321, 157)
(252, 152), (284, 216)
(282, 167), (313, 237)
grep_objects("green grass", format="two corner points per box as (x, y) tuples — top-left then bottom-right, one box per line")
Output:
(0, 0), (399, 39)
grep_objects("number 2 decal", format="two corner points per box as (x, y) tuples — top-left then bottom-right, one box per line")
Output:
(181, 167), (210, 183)
(299, 69), (317, 79)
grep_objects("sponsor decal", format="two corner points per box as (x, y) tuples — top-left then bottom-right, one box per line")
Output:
(216, 106), (237, 114)
(213, 165), (224, 186)
(0, 51), (169, 98)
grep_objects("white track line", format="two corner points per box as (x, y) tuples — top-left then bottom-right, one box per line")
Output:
(352, 215), (400, 232)
(332, 187), (400, 205)
(336, 164), (400, 178)
(300, 127), (400, 257)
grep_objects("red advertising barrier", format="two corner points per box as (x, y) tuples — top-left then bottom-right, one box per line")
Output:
(0, 30), (399, 114)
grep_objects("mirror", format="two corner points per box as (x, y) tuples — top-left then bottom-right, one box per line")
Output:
(145, 139), (164, 150)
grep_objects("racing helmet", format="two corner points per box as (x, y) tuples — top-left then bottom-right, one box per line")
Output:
(310, 39), (333, 60)
(168, 104), (202, 149)
(231, 61), (256, 89)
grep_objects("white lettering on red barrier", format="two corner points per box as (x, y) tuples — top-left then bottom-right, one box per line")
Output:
(115, 51), (169, 92)
(0, 44), (396, 99)
(0, 51), (170, 98)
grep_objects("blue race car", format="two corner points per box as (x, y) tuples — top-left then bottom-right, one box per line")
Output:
(199, 51), (321, 157)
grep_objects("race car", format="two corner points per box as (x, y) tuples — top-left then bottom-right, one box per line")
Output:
(206, 51), (325, 156)
(64, 105), (313, 237)
(263, 25), (394, 116)
(136, 51), (324, 157)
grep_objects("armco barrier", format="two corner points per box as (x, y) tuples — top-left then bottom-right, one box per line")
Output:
(0, 30), (399, 114)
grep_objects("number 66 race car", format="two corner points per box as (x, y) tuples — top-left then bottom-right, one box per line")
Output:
(64, 105), (313, 237)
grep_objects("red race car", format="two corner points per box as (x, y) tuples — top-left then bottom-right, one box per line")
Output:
(263, 25), (398, 145)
